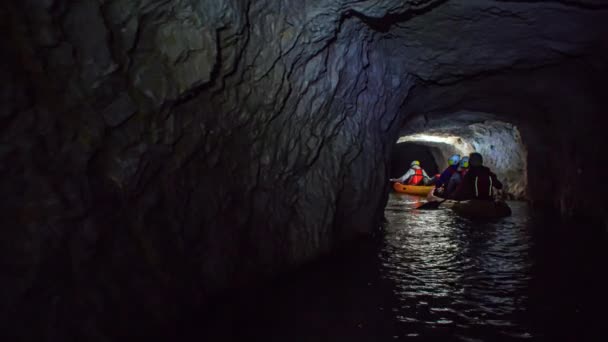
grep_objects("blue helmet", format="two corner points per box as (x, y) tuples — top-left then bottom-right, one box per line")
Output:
(448, 154), (461, 166)
(459, 157), (469, 168)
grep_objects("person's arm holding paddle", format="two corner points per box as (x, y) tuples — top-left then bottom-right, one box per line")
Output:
(418, 174), (468, 209)
(390, 168), (414, 183)
(421, 169), (433, 184)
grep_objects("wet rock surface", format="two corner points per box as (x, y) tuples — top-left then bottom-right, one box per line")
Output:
(1, 0), (607, 339)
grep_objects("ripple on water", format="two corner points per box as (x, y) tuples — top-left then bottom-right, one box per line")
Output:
(382, 194), (534, 339)
(209, 193), (607, 341)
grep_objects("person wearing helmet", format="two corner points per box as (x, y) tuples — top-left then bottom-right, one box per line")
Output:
(434, 154), (461, 194)
(390, 160), (432, 185)
(445, 156), (469, 198)
(452, 153), (503, 201)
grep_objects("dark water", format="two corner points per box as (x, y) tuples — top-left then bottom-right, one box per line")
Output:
(199, 194), (608, 341)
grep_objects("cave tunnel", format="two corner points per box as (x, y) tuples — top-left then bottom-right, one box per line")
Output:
(393, 112), (528, 199)
(2, 1), (608, 341)
(390, 142), (439, 179)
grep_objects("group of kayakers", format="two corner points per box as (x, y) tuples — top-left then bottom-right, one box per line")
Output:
(390, 152), (503, 201)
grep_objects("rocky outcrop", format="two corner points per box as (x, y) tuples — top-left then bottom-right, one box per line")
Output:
(2, 0), (607, 339)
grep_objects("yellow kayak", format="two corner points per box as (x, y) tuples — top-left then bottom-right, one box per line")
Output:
(392, 183), (435, 196)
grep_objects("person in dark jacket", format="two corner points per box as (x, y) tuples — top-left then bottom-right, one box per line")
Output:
(434, 154), (460, 196)
(451, 153), (503, 201)
(435, 154), (461, 188)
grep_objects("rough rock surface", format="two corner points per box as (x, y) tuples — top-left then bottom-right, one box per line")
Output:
(467, 121), (527, 198)
(2, 0), (608, 339)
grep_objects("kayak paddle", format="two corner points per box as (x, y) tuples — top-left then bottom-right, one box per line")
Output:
(417, 199), (447, 210)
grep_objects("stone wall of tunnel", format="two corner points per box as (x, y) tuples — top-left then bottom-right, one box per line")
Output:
(468, 121), (527, 199)
(2, 0), (608, 339)
(1, 1), (411, 338)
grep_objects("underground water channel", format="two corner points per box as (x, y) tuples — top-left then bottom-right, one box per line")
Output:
(5, 1), (608, 340)
(187, 129), (608, 341)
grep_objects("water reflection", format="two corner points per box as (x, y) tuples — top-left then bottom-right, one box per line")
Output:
(384, 193), (533, 339)
(196, 193), (607, 341)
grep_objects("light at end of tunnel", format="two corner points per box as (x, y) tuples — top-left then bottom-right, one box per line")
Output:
(396, 133), (475, 159)
(398, 134), (464, 146)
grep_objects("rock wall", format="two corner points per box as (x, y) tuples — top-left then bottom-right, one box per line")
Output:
(2, 0), (607, 339)
(466, 121), (527, 199)
(1, 1), (412, 339)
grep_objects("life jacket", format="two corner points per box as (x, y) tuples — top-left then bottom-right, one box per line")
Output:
(408, 168), (424, 185)
(452, 166), (501, 201)
(472, 173), (493, 200)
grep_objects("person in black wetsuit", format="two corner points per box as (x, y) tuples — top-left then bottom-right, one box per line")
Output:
(451, 153), (503, 201)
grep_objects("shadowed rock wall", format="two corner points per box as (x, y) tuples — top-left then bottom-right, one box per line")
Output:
(2, 0), (607, 339)
(1, 1), (411, 339)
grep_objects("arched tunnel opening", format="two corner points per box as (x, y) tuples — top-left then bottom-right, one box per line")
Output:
(392, 113), (528, 199)
(2, 1), (608, 341)
(389, 142), (439, 179)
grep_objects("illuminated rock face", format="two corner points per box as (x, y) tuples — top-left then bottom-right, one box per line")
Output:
(466, 121), (527, 199)
(2, 0), (607, 339)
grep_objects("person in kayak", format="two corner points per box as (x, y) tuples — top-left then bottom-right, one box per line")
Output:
(434, 154), (461, 196)
(445, 156), (469, 198)
(390, 160), (432, 185)
(451, 152), (503, 201)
